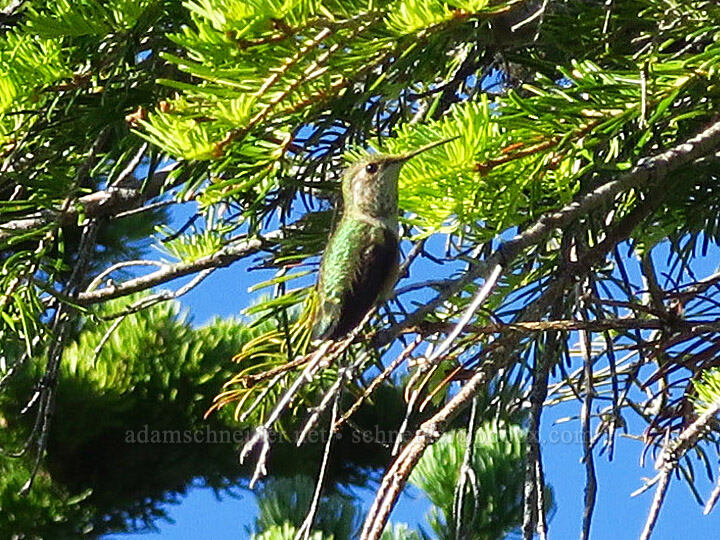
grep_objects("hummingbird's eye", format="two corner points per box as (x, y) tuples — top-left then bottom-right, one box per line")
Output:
(365, 163), (379, 174)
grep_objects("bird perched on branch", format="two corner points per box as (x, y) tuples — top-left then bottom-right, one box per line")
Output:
(313, 137), (455, 341)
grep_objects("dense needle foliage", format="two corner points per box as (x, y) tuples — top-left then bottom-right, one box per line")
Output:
(2, 0), (720, 538)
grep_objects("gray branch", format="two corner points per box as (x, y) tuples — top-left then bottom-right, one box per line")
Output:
(75, 229), (284, 305)
(0, 165), (176, 240)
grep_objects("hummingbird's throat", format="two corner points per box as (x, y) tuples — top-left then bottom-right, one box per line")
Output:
(351, 183), (397, 220)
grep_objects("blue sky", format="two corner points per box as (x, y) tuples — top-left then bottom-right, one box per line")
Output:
(104, 232), (720, 539)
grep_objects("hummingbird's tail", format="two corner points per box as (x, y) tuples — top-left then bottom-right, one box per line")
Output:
(311, 295), (341, 341)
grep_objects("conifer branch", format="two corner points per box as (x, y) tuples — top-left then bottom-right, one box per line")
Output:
(376, 116), (720, 348)
(75, 230), (284, 304)
(361, 117), (720, 539)
(0, 165), (176, 240)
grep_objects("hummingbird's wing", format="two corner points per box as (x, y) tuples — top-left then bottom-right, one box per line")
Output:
(313, 220), (398, 341)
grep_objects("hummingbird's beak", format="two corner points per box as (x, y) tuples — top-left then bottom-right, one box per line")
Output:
(391, 136), (459, 164)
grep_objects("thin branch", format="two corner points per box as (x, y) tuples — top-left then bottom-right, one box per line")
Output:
(0, 163), (177, 240)
(20, 218), (100, 494)
(703, 469), (720, 515)
(425, 264), (504, 366)
(295, 391), (341, 540)
(387, 263), (504, 458)
(358, 133), (710, 537)
(659, 400), (720, 467)
(114, 199), (177, 220)
(639, 467), (671, 540)
(411, 317), (713, 335)
(667, 271), (720, 302)
(535, 456), (548, 540)
(630, 472), (662, 498)
(453, 396), (480, 540)
(510, 0), (548, 33)
(235, 371), (287, 424)
(523, 298), (558, 540)
(255, 28), (332, 97)
(297, 359), (360, 446)
(359, 349), (501, 540)
(87, 268), (213, 364)
(579, 296), (597, 540)
(91, 317), (126, 360)
(109, 142), (148, 188)
(390, 369), (426, 457)
(640, 398), (720, 539)
(0, 210), (55, 238)
(86, 260), (166, 292)
(76, 230), (284, 304)
(240, 343), (332, 488)
(241, 308), (375, 487)
(357, 276), (572, 539)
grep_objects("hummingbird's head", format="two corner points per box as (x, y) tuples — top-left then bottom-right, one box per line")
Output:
(341, 137), (456, 219)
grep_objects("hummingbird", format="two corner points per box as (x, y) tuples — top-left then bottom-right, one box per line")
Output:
(312, 137), (455, 341)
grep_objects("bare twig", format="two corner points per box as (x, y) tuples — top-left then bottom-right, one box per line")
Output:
(89, 268), (215, 362)
(0, 163), (176, 240)
(390, 378), (423, 457)
(535, 456), (548, 540)
(639, 467), (671, 540)
(240, 343), (332, 487)
(241, 309), (375, 487)
(359, 350), (501, 540)
(236, 371), (288, 424)
(425, 264), (504, 366)
(453, 396), (480, 540)
(410, 317), (711, 337)
(640, 398), (720, 539)
(76, 230), (284, 304)
(295, 391), (341, 540)
(578, 295), (597, 540)
(522, 298), (558, 540)
(358, 276), (573, 539)
(297, 359), (359, 446)
(20, 218), (100, 494)
(388, 263), (504, 458)
(114, 199), (177, 220)
(86, 260), (166, 292)
(99, 268), (215, 321)
(356, 122), (720, 536)
(92, 317), (126, 360)
(703, 469), (720, 515)
(510, 0), (548, 34)
(109, 142), (148, 188)
(630, 472), (662, 498)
